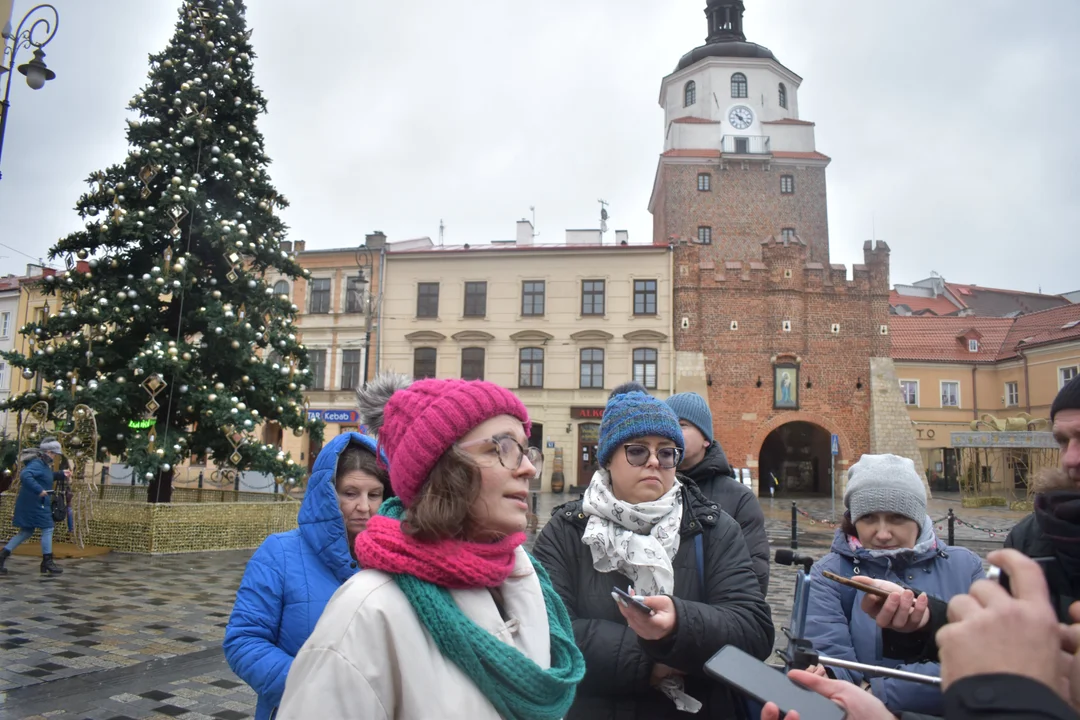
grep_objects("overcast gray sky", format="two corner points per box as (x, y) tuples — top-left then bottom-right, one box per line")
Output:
(1, 0), (1077, 294)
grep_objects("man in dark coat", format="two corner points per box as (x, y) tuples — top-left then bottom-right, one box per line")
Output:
(665, 392), (770, 595)
(0, 437), (69, 576)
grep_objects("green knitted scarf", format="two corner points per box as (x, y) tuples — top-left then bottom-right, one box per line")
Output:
(382, 502), (584, 720)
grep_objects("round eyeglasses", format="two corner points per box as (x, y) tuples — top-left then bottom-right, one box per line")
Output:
(622, 444), (682, 469)
(458, 434), (543, 471)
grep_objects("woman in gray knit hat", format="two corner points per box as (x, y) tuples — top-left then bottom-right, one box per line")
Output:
(801, 453), (984, 717)
(0, 438), (70, 576)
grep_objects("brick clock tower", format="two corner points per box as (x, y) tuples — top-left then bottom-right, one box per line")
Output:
(653, 0), (924, 497)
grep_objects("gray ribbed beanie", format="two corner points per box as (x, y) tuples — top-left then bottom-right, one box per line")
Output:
(39, 437), (63, 455)
(844, 454), (926, 523)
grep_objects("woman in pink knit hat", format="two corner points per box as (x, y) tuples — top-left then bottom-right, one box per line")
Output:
(277, 374), (584, 720)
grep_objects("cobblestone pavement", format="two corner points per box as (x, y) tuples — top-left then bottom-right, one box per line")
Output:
(0, 492), (1020, 719)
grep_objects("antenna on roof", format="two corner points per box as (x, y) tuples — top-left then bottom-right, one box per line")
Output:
(530, 206), (539, 239)
(438, 219), (445, 247)
(599, 199), (609, 242)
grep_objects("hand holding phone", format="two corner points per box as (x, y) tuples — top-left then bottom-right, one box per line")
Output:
(705, 646), (847, 720)
(821, 571), (894, 600)
(611, 586), (654, 615)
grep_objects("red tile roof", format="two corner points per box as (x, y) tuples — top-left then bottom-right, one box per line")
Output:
(661, 148), (722, 158)
(762, 118), (816, 126)
(999, 304), (1080, 359)
(891, 316), (1014, 363)
(889, 289), (963, 316)
(661, 149), (831, 161)
(671, 116), (718, 124)
(771, 150), (831, 161)
(891, 304), (1080, 364)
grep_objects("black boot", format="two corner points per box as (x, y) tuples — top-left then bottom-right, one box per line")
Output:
(0, 548), (9, 575)
(40, 553), (62, 575)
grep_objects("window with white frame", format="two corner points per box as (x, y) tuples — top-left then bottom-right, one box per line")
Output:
(941, 381), (960, 408)
(632, 348), (659, 390)
(1062, 365), (1079, 388)
(0, 311), (10, 338)
(900, 380), (918, 406)
(968, 339), (979, 353)
(308, 349), (327, 390)
(0, 361), (6, 388)
(340, 349), (362, 390)
(1005, 381), (1019, 407)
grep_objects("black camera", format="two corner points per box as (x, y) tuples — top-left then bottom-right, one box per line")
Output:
(985, 556), (1055, 594)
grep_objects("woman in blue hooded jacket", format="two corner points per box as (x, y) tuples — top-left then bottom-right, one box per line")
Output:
(803, 454), (984, 717)
(224, 432), (389, 720)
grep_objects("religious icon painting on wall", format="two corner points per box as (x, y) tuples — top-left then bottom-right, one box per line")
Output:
(774, 364), (799, 410)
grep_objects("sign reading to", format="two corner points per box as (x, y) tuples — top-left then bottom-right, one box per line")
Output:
(307, 409), (360, 424)
(570, 407), (605, 420)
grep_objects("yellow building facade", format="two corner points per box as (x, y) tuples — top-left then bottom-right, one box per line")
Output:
(378, 230), (674, 493)
(891, 309), (1080, 490)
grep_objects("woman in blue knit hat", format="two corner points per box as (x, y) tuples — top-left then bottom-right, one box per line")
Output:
(534, 388), (773, 719)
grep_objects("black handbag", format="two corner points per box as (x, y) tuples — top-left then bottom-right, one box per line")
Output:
(51, 474), (68, 523)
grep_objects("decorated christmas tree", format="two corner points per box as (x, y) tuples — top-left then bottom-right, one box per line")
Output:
(2, 0), (320, 502)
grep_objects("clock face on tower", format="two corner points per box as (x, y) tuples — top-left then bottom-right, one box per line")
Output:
(728, 105), (754, 130)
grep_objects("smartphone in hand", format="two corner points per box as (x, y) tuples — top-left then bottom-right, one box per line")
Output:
(611, 586), (654, 615)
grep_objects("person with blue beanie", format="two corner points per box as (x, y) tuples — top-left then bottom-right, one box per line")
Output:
(535, 388), (773, 719)
(664, 392), (770, 595)
(224, 432), (390, 720)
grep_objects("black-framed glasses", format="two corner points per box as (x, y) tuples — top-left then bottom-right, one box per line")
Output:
(623, 444), (682, 469)
(458, 433), (543, 471)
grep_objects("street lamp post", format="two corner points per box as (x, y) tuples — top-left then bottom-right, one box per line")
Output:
(354, 245), (381, 388)
(0, 4), (59, 181)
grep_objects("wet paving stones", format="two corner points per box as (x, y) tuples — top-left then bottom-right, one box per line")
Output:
(0, 491), (1019, 719)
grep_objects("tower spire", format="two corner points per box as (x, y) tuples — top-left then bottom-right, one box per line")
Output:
(705, 0), (746, 43)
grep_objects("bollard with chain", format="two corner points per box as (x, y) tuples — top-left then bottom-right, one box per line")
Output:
(947, 508), (955, 546)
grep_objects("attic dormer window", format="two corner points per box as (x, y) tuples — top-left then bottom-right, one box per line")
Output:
(968, 339), (979, 352)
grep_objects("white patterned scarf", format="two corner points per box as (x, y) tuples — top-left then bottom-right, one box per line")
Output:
(581, 469), (701, 713)
(581, 468), (684, 596)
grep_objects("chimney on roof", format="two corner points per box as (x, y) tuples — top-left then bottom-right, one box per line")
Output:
(615, 230), (629, 245)
(293, 240), (306, 252)
(516, 220), (534, 246)
(365, 231), (387, 250)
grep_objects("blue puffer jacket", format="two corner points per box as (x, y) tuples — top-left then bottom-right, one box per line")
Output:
(12, 452), (63, 530)
(804, 518), (984, 716)
(223, 432), (382, 720)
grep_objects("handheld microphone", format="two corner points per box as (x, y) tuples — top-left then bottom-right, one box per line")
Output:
(775, 549), (815, 573)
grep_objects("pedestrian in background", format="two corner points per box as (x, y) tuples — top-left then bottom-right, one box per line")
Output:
(0, 437), (69, 576)
(224, 432), (390, 720)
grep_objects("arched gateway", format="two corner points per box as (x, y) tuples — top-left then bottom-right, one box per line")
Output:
(756, 421), (834, 497)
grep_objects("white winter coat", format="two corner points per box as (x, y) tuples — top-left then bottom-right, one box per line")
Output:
(277, 546), (553, 720)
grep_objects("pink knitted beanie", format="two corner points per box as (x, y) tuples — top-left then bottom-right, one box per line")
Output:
(358, 375), (531, 507)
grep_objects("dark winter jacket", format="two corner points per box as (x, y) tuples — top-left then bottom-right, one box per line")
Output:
(224, 432), (381, 720)
(895, 675), (1080, 720)
(805, 522), (984, 716)
(533, 479), (774, 720)
(11, 451), (63, 530)
(680, 444), (770, 595)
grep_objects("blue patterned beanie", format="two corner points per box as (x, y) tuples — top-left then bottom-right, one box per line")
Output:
(597, 391), (684, 467)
